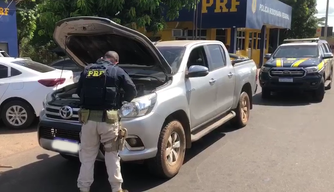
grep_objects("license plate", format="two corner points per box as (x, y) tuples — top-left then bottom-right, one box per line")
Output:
(52, 137), (80, 153)
(278, 78), (293, 83)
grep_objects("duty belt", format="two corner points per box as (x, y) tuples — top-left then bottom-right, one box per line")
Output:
(85, 109), (119, 122)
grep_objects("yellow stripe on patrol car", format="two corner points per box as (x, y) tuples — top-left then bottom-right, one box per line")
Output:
(276, 59), (282, 67)
(291, 58), (309, 67)
(317, 61), (324, 70)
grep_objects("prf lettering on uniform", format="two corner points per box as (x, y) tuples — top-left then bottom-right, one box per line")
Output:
(202, 0), (240, 13)
(0, 7), (9, 16)
(87, 70), (105, 77)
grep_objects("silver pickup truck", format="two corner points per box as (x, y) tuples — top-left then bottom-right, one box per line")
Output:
(38, 16), (258, 179)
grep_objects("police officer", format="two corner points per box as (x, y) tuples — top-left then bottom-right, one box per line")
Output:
(76, 51), (137, 192)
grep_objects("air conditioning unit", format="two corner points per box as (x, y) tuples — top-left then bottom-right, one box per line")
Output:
(172, 29), (183, 37)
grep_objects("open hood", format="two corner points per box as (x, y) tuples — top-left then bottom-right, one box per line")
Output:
(53, 16), (172, 75)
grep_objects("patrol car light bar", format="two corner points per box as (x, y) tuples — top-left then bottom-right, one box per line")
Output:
(283, 38), (320, 43)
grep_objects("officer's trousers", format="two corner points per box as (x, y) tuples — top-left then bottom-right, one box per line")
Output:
(77, 120), (123, 192)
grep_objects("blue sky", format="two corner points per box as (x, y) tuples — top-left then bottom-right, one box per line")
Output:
(316, 0), (334, 27)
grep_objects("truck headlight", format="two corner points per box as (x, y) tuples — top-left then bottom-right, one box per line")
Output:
(305, 66), (321, 74)
(43, 92), (53, 108)
(120, 93), (157, 118)
(260, 66), (271, 72)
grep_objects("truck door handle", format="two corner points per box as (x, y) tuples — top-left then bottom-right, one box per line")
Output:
(228, 72), (234, 78)
(209, 78), (216, 85)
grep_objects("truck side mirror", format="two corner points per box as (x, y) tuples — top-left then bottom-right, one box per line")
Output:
(186, 65), (209, 78)
(264, 53), (272, 60)
(323, 53), (333, 59)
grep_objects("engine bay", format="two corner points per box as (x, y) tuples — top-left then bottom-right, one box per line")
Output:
(50, 77), (165, 107)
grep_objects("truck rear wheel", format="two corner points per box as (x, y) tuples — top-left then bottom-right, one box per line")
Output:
(147, 120), (186, 179)
(231, 92), (250, 128)
(313, 76), (325, 103)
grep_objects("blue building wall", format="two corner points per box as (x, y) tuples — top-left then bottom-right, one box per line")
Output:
(170, 0), (247, 28)
(246, 0), (292, 29)
(169, 0), (292, 30)
(0, 0), (18, 57)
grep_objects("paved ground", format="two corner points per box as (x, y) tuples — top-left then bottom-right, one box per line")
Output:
(1, 87), (334, 192)
(0, 119), (39, 159)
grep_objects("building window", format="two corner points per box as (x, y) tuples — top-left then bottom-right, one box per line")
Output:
(207, 44), (226, 70)
(257, 33), (261, 49)
(236, 31), (245, 50)
(175, 37), (187, 40)
(185, 30), (207, 40)
(256, 33), (267, 49)
(248, 32), (252, 49)
(252, 33), (256, 49)
(0, 42), (8, 54)
(216, 29), (226, 44)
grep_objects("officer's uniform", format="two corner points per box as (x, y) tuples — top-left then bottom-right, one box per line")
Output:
(76, 59), (137, 192)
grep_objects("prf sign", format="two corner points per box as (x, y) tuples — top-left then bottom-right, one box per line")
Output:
(202, 0), (240, 13)
(0, 7), (9, 16)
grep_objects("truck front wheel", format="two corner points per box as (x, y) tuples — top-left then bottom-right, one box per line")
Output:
(325, 67), (333, 90)
(261, 88), (271, 99)
(147, 120), (186, 179)
(60, 153), (79, 162)
(313, 76), (325, 102)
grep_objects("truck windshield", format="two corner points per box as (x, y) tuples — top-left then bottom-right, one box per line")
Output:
(273, 45), (319, 58)
(157, 46), (186, 72)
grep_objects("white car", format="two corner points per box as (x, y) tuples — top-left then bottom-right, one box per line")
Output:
(0, 57), (74, 129)
(50, 58), (83, 83)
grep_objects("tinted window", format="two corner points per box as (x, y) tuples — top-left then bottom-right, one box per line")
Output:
(52, 60), (83, 72)
(207, 44), (226, 70)
(327, 44), (332, 52)
(320, 45), (327, 55)
(157, 46), (186, 72)
(10, 68), (22, 76)
(319, 45), (325, 55)
(187, 46), (208, 68)
(322, 43), (330, 53)
(12, 59), (55, 73)
(273, 45), (319, 58)
(0, 64), (8, 78)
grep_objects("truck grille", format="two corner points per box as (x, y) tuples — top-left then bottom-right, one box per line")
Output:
(39, 126), (105, 154)
(39, 126), (80, 141)
(45, 105), (80, 121)
(270, 69), (305, 77)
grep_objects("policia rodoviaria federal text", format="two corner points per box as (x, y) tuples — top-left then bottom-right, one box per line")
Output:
(76, 51), (137, 192)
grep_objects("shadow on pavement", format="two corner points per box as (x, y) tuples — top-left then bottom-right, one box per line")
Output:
(0, 123), (239, 192)
(252, 91), (312, 106)
(0, 118), (39, 134)
(184, 124), (238, 163)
